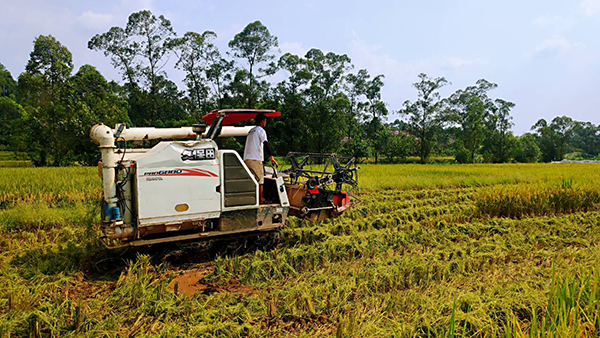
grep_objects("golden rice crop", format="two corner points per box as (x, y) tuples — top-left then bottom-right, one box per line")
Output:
(1, 163), (600, 336)
(476, 180), (600, 218)
(0, 167), (100, 206)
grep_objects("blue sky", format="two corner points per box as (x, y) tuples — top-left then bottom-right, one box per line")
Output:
(1, 0), (599, 134)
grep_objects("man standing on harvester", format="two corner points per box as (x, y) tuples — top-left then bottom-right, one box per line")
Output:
(244, 113), (278, 203)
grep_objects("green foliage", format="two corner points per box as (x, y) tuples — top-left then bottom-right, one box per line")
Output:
(169, 30), (219, 117)
(3, 14), (597, 167)
(571, 121), (600, 156)
(25, 35), (73, 90)
(455, 146), (470, 164)
(228, 21), (278, 107)
(532, 116), (575, 162)
(482, 99), (516, 163)
(445, 79), (498, 163)
(514, 133), (541, 163)
(383, 131), (413, 162)
(89, 10), (177, 125)
(0, 63), (17, 97)
(15, 38), (130, 165)
(17, 36), (78, 166)
(0, 96), (25, 145)
(401, 73), (449, 163)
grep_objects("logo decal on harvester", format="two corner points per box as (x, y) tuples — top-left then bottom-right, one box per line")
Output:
(181, 148), (215, 161)
(141, 168), (218, 177)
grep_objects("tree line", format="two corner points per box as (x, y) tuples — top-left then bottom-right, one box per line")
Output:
(0, 10), (598, 166)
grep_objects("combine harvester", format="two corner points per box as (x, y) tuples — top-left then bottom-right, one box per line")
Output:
(91, 109), (360, 248)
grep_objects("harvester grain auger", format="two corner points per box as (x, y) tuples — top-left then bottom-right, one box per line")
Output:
(91, 109), (360, 248)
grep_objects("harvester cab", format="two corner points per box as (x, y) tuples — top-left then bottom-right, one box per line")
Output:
(91, 109), (359, 248)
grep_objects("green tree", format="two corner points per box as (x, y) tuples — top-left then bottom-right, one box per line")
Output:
(25, 35), (73, 100)
(206, 56), (234, 109)
(0, 96), (25, 145)
(70, 65), (130, 164)
(170, 30), (219, 117)
(532, 116), (574, 161)
(482, 98), (516, 162)
(228, 21), (278, 107)
(89, 10), (176, 124)
(0, 63), (17, 97)
(446, 79), (497, 162)
(346, 69), (387, 162)
(303, 49), (353, 153)
(19, 35), (75, 166)
(270, 53), (312, 154)
(531, 119), (556, 162)
(571, 121), (599, 156)
(514, 133), (541, 163)
(400, 73), (449, 163)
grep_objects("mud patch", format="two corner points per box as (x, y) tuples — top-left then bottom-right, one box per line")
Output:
(168, 266), (260, 296)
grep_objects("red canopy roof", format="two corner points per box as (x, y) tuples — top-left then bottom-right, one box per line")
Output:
(202, 109), (281, 125)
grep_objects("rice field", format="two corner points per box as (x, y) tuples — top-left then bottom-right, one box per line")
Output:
(0, 163), (599, 337)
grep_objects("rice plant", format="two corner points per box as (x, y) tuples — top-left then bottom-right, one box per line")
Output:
(1, 163), (600, 336)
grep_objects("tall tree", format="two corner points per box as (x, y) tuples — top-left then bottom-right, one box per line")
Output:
(228, 21), (278, 107)
(531, 116), (575, 161)
(89, 10), (176, 124)
(345, 69), (387, 162)
(88, 27), (138, 86)
(571, 121), (600, 156)
(400, 73), (449, 163)
(206, 57), (234, 109)
(25, 35), (73, 100)
(531, 119), (556, 162)
(446, 79), (497, 162)
(19, 35), (75, 165)
(514, 133), (541, 163)
(0, 97), (25, 145)
(169, 30), (218, 117)
(70, 65), (130, 164)
(304, 49), (353, 153)
(482, 98), (516, 162)
(271, 52), (312, 153)
(0, 63), (17, 97)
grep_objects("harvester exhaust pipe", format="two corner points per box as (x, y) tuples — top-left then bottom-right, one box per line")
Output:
(90, 124), (119, 222)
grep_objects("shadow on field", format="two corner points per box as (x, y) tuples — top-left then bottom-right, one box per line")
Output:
(11, 231), (281, 281)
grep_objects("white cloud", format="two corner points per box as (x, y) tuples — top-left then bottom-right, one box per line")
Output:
(77, 11), (114, 31)
(280, 42), (309, 57)
(531, 37), (584, 57)
(350, 32), (486, 85)
(439, 57), (487, 70)
(581, 0), (600, 16)
(350, 32), (409, 85)
(532, 14), (563, 26)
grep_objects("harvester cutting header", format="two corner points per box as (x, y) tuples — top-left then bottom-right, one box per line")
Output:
(91, 109), (360, 248)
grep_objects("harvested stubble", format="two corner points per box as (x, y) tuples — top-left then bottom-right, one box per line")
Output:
(0, 163), (600, 337)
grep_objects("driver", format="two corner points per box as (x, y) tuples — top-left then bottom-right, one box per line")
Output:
(243, 113), (278, 203)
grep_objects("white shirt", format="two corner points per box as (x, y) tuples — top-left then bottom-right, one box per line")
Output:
(243, 126), (267, 161)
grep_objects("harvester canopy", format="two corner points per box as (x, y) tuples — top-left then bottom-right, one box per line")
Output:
(202, 109), (281, 125)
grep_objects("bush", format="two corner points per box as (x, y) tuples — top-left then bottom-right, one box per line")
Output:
(455, 147), (470, 164)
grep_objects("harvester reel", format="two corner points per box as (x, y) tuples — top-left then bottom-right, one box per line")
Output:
(282, 152), (361, 222)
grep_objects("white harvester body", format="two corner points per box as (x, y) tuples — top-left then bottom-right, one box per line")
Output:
(91, 109), (356, 248)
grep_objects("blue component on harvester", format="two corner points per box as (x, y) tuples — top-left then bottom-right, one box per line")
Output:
(104, 202), (122, 221)
(112, 206), (121, 220)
